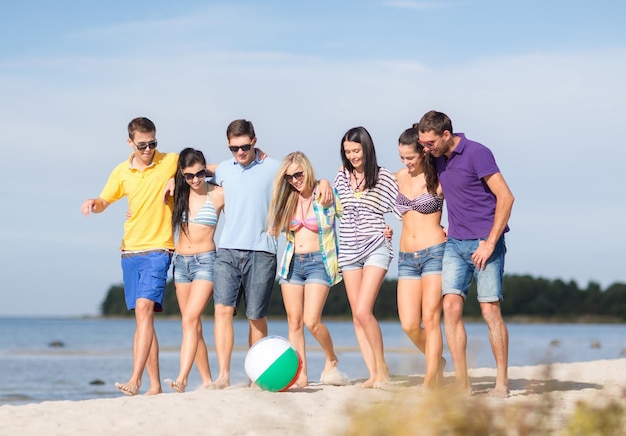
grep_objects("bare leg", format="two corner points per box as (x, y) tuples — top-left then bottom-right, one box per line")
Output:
(421, 274), (444, 388)
(442, 294), (471, 393)
(213, 304), (235, 389)
(144, 329), (161, 395)
(397, 279), (426, 353)
(343, 269), (376, 387)
(344, 267), (389, 388)
(282, 283), (308, 388)
(116, 298), (159, 396)
(481, 301), (509, 398)
(249, 318), (268, 346)
(303, 283), (338, 370)
(194, 321), (213, 387)
(167, 281), (213, 392)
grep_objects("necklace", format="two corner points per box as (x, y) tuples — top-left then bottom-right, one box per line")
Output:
(353, 171), (365, 192)
(300, 194), (313, 219)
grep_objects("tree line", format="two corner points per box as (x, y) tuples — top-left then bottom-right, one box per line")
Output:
(100, 274), (626, 322)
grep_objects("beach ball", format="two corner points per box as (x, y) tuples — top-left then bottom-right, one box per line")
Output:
(244, 335), (302, 392)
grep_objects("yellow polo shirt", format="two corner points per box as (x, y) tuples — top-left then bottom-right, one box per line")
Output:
(100, 151), (177, 251)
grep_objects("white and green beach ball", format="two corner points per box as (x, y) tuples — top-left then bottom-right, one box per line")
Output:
(244, 336), (302, 392)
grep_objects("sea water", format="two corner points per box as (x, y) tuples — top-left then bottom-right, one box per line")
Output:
(0, 317), (623, 405)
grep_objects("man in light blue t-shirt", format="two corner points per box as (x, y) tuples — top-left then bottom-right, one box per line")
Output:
(211, 119), (280, 389)
(210, 119), (334, 389)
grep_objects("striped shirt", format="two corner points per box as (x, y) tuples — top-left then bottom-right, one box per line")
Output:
(333, 167), (401, 267)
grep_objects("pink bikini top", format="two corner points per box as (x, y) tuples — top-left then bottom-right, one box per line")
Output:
(290, 216), (318, 232)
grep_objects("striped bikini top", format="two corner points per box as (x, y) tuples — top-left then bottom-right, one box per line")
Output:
(395, 192), (443, 215)
(182, 193), (218, 227)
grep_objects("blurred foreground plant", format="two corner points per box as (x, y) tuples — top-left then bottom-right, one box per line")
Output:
(344, 375), (625, 435)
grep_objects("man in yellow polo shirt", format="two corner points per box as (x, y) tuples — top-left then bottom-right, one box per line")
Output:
(81, 117), (177, 396)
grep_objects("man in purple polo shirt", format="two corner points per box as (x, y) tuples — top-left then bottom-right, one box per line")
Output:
(416, 110), (514, 398)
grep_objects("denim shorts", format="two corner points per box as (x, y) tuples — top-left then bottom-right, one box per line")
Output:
(341, 241), (392, 271)
(279, 251), (331, 286)
(213, 249), (277, 319)
(442, 236), (506, 302)
(397, 242), (445, 280)
(173, 251), (216, 283)
(121, 250), (172, 312)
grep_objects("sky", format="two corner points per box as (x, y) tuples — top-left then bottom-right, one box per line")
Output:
(1, 0), (625, 316)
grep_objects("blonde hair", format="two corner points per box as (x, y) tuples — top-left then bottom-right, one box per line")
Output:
(268, 151), (317, 234)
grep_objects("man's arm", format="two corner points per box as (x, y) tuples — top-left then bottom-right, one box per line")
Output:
(471, 172), (514, 270)
(81, 197), (111, 216)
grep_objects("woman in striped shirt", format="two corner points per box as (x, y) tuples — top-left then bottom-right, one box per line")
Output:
(334, 126), (400, 388)
(268, 151), (349, 388)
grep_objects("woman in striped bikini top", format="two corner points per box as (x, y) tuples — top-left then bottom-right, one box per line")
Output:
(395, 192), (443, 215)
(394, 126), (448, 390)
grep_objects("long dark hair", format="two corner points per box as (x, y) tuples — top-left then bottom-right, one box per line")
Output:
(399, 127), (439, 194)
(172, 148), (206, 237)
(340, 126), (379, 190)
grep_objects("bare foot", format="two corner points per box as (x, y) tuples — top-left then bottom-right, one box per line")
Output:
(320, 367), (350, 386)
(115, 382), (138, 396)
(202, 381), (216, 390)
(144, 387), (162, 396)
(374, 366), (389, 386)
(358, 378), (376, 389)
(291, 372), (308, 389)
(487, 385), (509, 399)
(164, 378), (185, 393)
(213, 375), (230, 390)
(448, 377), (472, 396)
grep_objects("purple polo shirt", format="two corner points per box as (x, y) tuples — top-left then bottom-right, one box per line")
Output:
(436, 133), (510, 240)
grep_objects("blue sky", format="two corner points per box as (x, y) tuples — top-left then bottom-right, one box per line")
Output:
(1, 0), (625, 316)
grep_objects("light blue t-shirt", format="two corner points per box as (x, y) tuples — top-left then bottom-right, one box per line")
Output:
(213, 153), (280, 253)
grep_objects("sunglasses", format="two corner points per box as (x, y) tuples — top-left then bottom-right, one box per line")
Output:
(283, 171), (304, 182)
(419, 140), (438, 149)
(182, 169), (207, 181)
(228, 144), (253, 153)
(132, 139), (158, 151)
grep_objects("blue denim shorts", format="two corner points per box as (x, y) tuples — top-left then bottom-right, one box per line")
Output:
(213, 249), (277, 319)
(279, 251), (331, 286)
(173, 251), (216, 283)
(121, 250), (172, 312)
(397, 242), (445, 280)
(341, 241), (392, 271)
(442, 236), (506, 302)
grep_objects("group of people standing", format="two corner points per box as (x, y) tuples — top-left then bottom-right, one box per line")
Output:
(81, 110), (514, 399)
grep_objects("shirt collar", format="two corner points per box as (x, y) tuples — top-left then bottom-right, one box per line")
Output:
(231, 149), (262, 169)
(128, 150), (163, 169)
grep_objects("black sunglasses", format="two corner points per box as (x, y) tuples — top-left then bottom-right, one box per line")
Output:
(228, 144), (253, 153)
(132, 139), (158, 151)
(283, 171), (304, 182)
(182, 169), (207, 181)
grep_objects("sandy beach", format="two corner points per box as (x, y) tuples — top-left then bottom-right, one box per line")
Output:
(1, 358), (624, 435)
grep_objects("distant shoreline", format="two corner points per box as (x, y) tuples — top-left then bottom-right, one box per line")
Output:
(2, 314), (623, 324)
